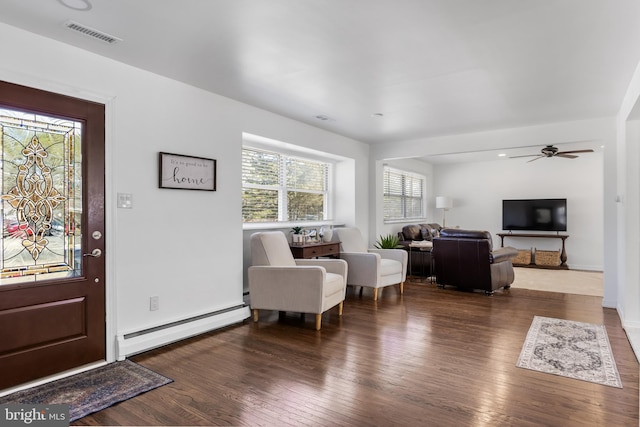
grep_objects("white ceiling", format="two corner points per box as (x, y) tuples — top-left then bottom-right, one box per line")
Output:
(1, 0), (639, 151)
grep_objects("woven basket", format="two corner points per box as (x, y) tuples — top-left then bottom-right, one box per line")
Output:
(534, 249), (561, 266)
(513, 249), (532, 265)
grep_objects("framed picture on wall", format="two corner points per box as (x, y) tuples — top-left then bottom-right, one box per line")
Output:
(158, 152), (217, 191)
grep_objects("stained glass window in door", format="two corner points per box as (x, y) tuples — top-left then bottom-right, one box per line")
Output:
(1, 109), (82, 284)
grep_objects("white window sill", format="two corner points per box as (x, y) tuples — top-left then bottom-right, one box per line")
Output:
(243, 221), (341, 231)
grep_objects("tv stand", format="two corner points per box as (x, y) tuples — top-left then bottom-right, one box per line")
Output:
(497, 233), (569, 269)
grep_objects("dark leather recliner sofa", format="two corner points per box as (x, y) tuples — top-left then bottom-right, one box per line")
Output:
(433, 229), (518, 295)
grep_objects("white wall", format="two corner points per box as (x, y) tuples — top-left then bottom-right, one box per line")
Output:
(0, 23), (370, 359)
(616, 59), (640, 344)
(432, 154), (603, 270)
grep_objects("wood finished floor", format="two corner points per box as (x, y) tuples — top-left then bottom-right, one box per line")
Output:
(74, 281), (639, 426)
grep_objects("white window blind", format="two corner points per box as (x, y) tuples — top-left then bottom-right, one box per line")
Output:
(383, 166), (425, 221)
(242, 147), (331, 223)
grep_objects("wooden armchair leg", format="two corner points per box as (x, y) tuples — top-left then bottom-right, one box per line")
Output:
(338, 301), (344, 316)
(373, 288), (379, 301)
(399, 281), (404, 294)
(315, 314), (322, 330)
(252, 309), (259, 322)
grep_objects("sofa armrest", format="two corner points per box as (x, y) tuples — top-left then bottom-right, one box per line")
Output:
(491, 246), (519, 263)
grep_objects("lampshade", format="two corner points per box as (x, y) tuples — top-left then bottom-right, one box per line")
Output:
(436, 196), (453, 210)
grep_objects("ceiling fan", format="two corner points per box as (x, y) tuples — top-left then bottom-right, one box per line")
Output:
(510, 145), (594, 162)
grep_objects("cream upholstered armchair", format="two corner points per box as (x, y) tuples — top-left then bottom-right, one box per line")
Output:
(248, 231), (348, 330)
(333, 227), (407, 301)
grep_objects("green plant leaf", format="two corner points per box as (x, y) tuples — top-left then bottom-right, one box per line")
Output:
(375, 233), (401, 249)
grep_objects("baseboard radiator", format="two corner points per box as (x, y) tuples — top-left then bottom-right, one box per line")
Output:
(116, 304), (251, 360)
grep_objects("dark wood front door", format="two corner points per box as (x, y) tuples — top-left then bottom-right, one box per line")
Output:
(0, 81), (105, 389)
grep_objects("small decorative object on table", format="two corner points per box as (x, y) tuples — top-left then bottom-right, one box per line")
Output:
(320, 225), (333, 242)
(291, 226), (304, 244)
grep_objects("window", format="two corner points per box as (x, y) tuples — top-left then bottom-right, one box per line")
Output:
(1, 108), (84, 283)
(242, 147), (331, 223)
(383, 166), (425, 221)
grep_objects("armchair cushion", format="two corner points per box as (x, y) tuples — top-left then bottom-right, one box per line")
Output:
(323, 273), (346, 297)
(380, 258), (401, 277)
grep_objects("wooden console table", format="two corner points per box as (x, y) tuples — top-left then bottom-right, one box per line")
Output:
(497, 233), (569, 269)
(289, 241), (340, 259)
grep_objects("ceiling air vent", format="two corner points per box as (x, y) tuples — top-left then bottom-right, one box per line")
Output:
(64, 20), (122, 44)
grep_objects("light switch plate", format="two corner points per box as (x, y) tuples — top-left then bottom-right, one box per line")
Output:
(117, 193), (133, 209)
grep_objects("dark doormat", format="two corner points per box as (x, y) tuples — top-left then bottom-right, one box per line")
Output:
(0, 360), (173, 422)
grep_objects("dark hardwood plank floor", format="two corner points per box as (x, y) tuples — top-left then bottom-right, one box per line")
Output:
(74, 281), (639, 426)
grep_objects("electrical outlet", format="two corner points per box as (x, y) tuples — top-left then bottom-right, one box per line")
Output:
(150, 296), (159, 311)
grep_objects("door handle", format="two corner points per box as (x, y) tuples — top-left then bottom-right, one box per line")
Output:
(83, 248), (102, 258)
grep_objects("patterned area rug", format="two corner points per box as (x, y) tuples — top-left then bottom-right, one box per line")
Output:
(0, 360), (172, 421)
(517, 316), (622, 388)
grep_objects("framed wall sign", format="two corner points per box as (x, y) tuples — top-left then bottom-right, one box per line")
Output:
(158, 152), (217, 191)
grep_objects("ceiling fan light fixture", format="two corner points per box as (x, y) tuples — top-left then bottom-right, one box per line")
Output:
(541, 145), (558, 156)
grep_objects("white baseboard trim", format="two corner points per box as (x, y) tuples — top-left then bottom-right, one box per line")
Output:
(624, 327), (640, 364)
(116, 304), (250, 360)
(565, 265), (603, 272)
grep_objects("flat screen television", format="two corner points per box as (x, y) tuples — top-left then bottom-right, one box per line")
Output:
(502, 198), (567, 232)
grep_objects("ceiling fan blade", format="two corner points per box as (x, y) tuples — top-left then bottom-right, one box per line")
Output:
(556, 149), (594, 155)
(555, 154), (578, 159)
(509, 154), (541, 159)
(527, 156), (544, 163)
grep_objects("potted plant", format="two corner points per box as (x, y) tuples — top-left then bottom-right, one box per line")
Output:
(375, 233), (401, 249)
(291, 226), (304, 244)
